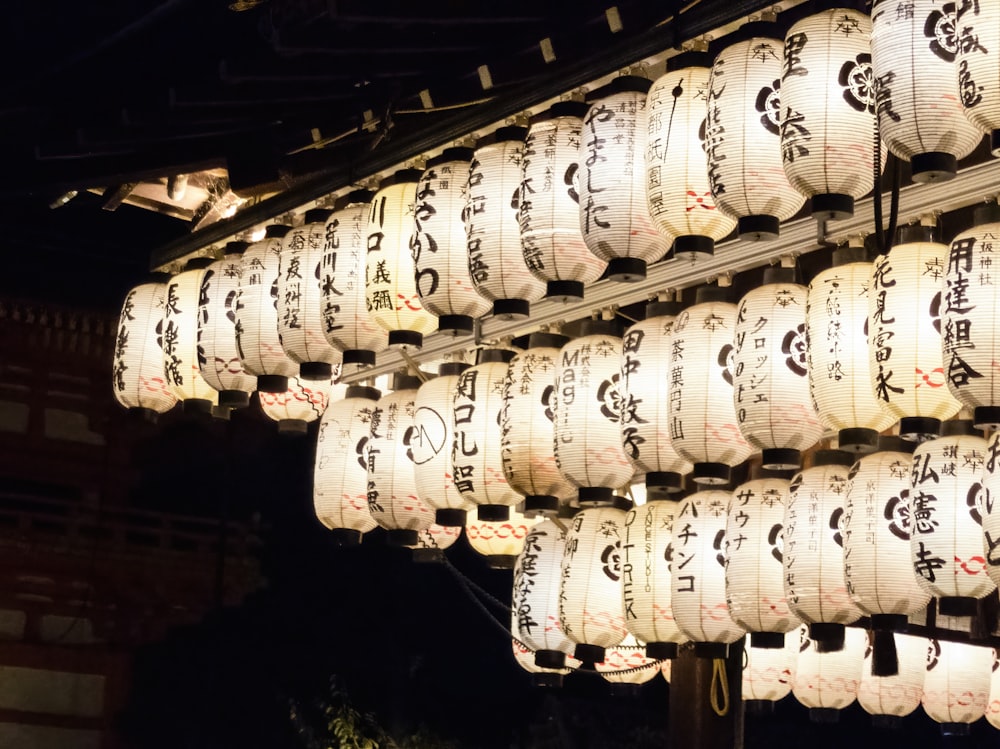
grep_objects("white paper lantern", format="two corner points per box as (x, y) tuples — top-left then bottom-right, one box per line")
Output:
(986, 650), (1000, 730)
(707, 25), (806, 240)
(743, 631), (798, 706)
(670, 490), (746, 657)
(983, 430), (1000, 588)
(313, 385), (381, 545)
(595, 634), (662, 688)
(620, 301), (692, 497)
(519, 102), (608, 301)
(412, 148), (490, 335)
(726, 477), (801, 646)
(112, 279), (178, 418)
(646, 53), (736, 257)
(955, 1), (1000, 155)
(320, 190), (387, 368)
(858, 632), (926, 725)
(869, 225), (962, 440)
(552, 322), (635, 504)
(784, 451), (863, 651)
(162, 259), (218, 411)
(258, 376), (332, 434)
(365, 170), (437, 349)
(792, 625), (867, 721)
(922, 639), (994, 733)
(733, 269), (824, 469)
(780, 7), (877, 219)
(407, 524), (461, 552)
(871, 0), (984, 182)
(235, 224), (298, 393)
(909, 423), (994, 615)
(466, 503), (537, 569)
(579, 76), (670, 281)
(668, 288), (754, 485)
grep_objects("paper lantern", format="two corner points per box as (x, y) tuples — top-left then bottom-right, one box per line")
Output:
(407, 524), (461, 554)
(780, 7), (876, 219)
(258, 376), (332, 434)
(784, 450), (863, 651)
(869, 225), (962, 440)
(365, 170), (437, 349)
(983, 430), (1000, 588)
(320, 190), (387, 368)
(646, 52), (736, 257)
(792, 625), (867, 722)
(622, 498), (685, 659)
(500, 332), (575, 516)
(235, 224), (297, 393)
(668, 287), (754, 485)
(559, 502), (630, 664)
(552, 321), (635, 504)
(986, 651), (1000, 730)
(466, 503), (537, 569)
(858, 632), (926, 726)
(412, 148), (490, 335)
(595, 634), (662, 689)
(466, 127), (546, 319)
(955, 1), (1000, 155)
(197, 242), (257, 409)
(162, 259), (218, 412)
(112, 278), (178, 418)
(579, 76), (670, 281)
(726, 477), (801, 647)
(742, 631), (798, 709)
(922, 639), (994, 734)
(733, 267), (824, 469)
(806, 245), (897, 453)
(518, 102), (607, 301)
(620, 301), (692, 497)
(909, 421), (994, 615)
(670, 490), (746, 657)
(660, 660), (672, 684)
(509, 608), (578, 688)
(871, 0), (984, 182)
(313, 385), (381, 545)
(706, 24), (806, 240)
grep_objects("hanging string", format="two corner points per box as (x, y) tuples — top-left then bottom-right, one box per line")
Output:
(709, 658), (730, 717)
(440, 556), (511, 614)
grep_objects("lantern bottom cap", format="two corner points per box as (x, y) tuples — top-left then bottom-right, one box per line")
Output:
(523, 495), (560, 516)
(991, 130), (1000, 158)
(277, 419), (308, 436)
(256, 374), (289, 393)
(388, 330), (423, 349)
(127, 407), (161, 424)
(692, 463), (731, 485)
(477, 504), (510, 522)
(644, 642), (678, 659)
(532, 673), (564, 689)
(693, 642), (728, 659)
(434, 508), (467, 527)
(299, 362), (333, 380)
(411, 548), (446, 564)
(871, 628), (900, 677)
(577, 487), (615, 506)
(534, 650), (568, 669)
(898, 416), (941, 442)
(342, 349), (377, 367)
(673, 234), (714, 257)
(182, 398), (214, 416)
(385, 529), (420, 547)
(749, 631), (786, 649)
(937, 596), (979, 617)
(737, 215), (780, 241)
(871, 715), (902, 731)
(869, 613), (908, 631)
(606, 257), (647, 282)
(545, 280), (584, 302)
(809, 708), (840, 724)
(974, 406), (1000, 430)
(218, 390), (250, 409)
(329, 528), (363, 547)
(810, 193), (853, 221)
(809, 623), (845, 652)
(573, 644), (606, 665)
(837, 428), (878, 454)
(761, 448), (800, 471)
(436, 315), (476, 336)
(940, 723), (973, 737)
(745, 700), (776, 716)
(910, 152), (957, 184)
(487, 554), (517, 569)
(211, 405), (231, 421)
(646, 472), (685, 497)
(492, 298), (530, 320)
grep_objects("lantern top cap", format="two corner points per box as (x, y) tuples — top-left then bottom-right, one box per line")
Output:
(831, 244), (868, 267)
(426, 147), (474, 169)
(224, 240), (250, 255)
(182, 257), (213, 270)
(303, 208), (333, 224)
(810, 449), (854, 468)
(477, 348), (517, 365)
(532, 101), (589, 124)
(694, 285), (731, 304)
(437, 362), (470, 376)
(527, 331), (569, 350)
(333, 189), (375, 210)
(265, 224), (292, 238)
(972, 201), (1000, 227)
(391, 372), (423, 391)
(940, 419), (978, 437)
(894, 224), (938, 245)
(589, 75), (652, 100)
(577, 319), (618, 338)
(643, 300), (683, 319)
(379, 169), (423, 189)
(876, 435), (916, 454)
(729, 20), (783, 44)
(475, 126), (527, 148)
(666, 50), (712, 73)
(762, 266), (797, 285)
(146, 271), (174, 285)
(344, 385), (381, 401)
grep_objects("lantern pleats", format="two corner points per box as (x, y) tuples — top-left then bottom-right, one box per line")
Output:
(792, 625), (867, 712)
(595, 634), (661, 686)
(858, 632), (926, 719)
(113, 281), (178, 415)
(986, 650), (1000, 730)
(955, 1), (1000, 154)
(922, 639), (994, 728)
(983, 431), (1000, 589)
(742, 632), (798, 703)
(466, 504), (537, 566)
(163, 263), (218, 405)
(407, 524), (461, 551)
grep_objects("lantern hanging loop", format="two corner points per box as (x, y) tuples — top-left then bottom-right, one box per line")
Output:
(710, 658), (730, 717)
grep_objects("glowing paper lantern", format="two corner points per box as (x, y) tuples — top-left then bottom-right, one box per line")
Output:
(162, 259), (218, 411)
(869, 224), (962, 440)
(707, 24), (805, 240)
(780, 7), (876, 219)
(743, 631), (798, 709)
(620, 301), (692, 497)
(112, 278), (178, 419)
(365, 170), (437, 349)
(466, 503), (537, 568)
(509, 608), (578, 688)
(733, 267), (824, 469)
(519, 102), (608, 301)
(552, 322), (635, 504)
(871, 0), (984, 182)
(668, 287), (754, 485)
(983, 430), (1000, 588)
(858, 632), (926, 726)
(579, 76), (670, 281)
(235, 224), (297, 393)
(595, 634), (662, 689)
(313, 385), (381, 545)
(922, 639), (994, 734)
(987, 651), (1000, 730)
(412, 148), (490, 335)
(792, 625), (867, 722)
(258, 376), (332, 434)
(407, 524), (461, 558)
(646, 53), (736, 257)
(955, 1), (1000, 154)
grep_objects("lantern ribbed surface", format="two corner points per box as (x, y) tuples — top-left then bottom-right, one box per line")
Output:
(792, 626), (866, 712)
(726, 478), (800, 638)
(258, 376), (331, 427)
(780, 8), (876, 217)
(987, 652), (1000, 730)
(313, 387), (380, 539)
(198, 249), (257, 404)
(579, 77), (670, 279)
(922, 639), (994, 728)
(706, 33), (805, 236)
(646, 60), (736, 254)
(871, 0), (983, 182)
(112, 281), (178, 415)
(553, 330), (635, 498)
(858, 632), (926, 719)
(909, 431), (995, 604)
(413, 151), (490, 331)
(742, 632), (798, 702)
(668, 300), (754, 484)
(466, 129), (546, 313)
(595, 634), (661, 685)
(983, 431), (1000, 588)
(320, 194), (387, 364)
(163, 263), (218, 405)
(956, 1), (1000, 154)
(407, 524), (461, 551)
(466, 504), (537, 564)
(733, 280), (824, 468)
(365, 172), (437, 348)
(843, 447), (932, 617)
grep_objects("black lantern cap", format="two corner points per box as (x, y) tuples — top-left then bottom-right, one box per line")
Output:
(256, 374), (289, 393)
(694, 286), (730, 304)
(738, 215), (780, 241)
(278, 419), (308, 436)
(910, 152), (958, 184)
(810, 622), (845, 652)
(667, 51), (712, 72)
(478, 504), (510, 522)
(388, 330), (423, 349)
(426, 147), (474, 168)
(342, 349), (377, 367)
(299, 362), (333, 381)
(333, 189), (375, 210)
(492, 299), (530, 319)
(534, 649), (567, 670)
(573, 643), (606, 665)
(303, 208), (332, 224)
(875, 435), (916, 454)
(345, 385), (381, 401)
(329, 528), (363, 547)
(546, 280), (585, 302)
(527, 332), (569, 350)
(811, 193), (854, 221)
(693, 642), (728, 659)
(224, 240), (250, 255)
(750, 631), (786, 649)
(646, 472), (685, 498)
(673, 234), (714, 257)
(837, 428), (879, 455)
(437, 315), (476, 336)
(899, 416), (942, 442)
(524, 495), (560, 516)
(438, 362), (470, 377)
(937, 596), (979, 617)
(578, 319), (616, 338)
(644, 642), (678, 659)
(811, 449), (854, 468)
(392, 373), (423, 391)
(434, 509), (467, 527)
(606, 257), (647, 282)
(264, 224), (292, 238)
(692, 462), (731, 485)
(218, 390), (251, 409)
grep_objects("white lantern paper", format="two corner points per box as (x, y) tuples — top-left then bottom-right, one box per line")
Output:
(780, 7), (877, 219)
(313, 385), (381, 545)
(668, 289), (754, 485)
(579, 76), (670, 281)
(858, 632), (926, 724)
(466, 126), (546, 319)
(707, 26), (805, 240)
(412, 148), (490, 335)
(510, 609), (578, 687)
(956, 1), (1000, 155)
(365, 170), (437, 349)
(646, 53), (736, 256)
(320, 190), (387, 367)
(922, 639), (994, 732)
(733, 269), (824, 469)
(258, 376), (332, 434)
(620, 301), (692, 497)
(407, 524), (461, 553)
(743, 631), (798, 705)
(162, 259), (218, 410)
(466, 503), (537, 568)
(113, 279), (178, 417)
(871, 0), (984, 182)
(235, 224), (297, 393)
(792, 626), (867, 719)
(986, 651), (1000, 730)
(519, 102), (607, 301)
(552, 322), (635, 504)
(983, 430), (1000, 588)
(595, 634), (661, 687)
